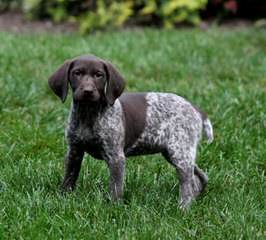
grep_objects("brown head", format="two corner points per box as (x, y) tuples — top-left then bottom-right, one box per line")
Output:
(48, 55), (125, 105)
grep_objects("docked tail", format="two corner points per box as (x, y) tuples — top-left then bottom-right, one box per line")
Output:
(203, 118), (214, 144)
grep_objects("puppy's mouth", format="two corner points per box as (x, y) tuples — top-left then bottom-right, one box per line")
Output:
(74, 92), (100, 104)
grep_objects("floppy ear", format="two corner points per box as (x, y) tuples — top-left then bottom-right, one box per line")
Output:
(48, 60), (71, 102)
(103, 61), (125, 105)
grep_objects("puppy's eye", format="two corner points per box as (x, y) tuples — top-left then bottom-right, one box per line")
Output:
(94, 72), (104, 79)
(73, 70), (82, 77)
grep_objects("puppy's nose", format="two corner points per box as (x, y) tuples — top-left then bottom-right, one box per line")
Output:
(83, 87), (94, 95)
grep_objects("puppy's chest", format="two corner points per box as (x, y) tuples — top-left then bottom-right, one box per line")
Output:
(68, 122), (105, 159)
(76, 126), (95, 142)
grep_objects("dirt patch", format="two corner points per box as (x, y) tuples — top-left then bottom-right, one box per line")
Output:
(0, 12), (78, 33)
(0, 12), (257, 34)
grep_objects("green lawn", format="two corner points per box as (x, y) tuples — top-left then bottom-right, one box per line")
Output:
(0, 27), (265, 239)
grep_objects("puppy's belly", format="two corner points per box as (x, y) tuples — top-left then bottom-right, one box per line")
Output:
(125, 142), (162, 157)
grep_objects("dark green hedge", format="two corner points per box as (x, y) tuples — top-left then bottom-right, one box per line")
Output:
(1, 1), (264, 33)
(1, 0), (208, 33)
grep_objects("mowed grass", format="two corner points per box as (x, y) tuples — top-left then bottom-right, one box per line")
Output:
(0, 27), (265, 239)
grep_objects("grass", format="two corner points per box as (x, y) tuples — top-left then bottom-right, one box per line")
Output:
(0, 27), (265, 239)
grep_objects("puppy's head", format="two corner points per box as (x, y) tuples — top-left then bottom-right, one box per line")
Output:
(48, 55), (125, 105)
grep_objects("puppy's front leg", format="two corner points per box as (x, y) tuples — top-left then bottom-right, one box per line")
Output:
(106, 153), (126, 201)
(61, 145), (84, 191)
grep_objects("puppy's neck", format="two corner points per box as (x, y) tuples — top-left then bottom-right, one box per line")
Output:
(71, 100), (108, 128)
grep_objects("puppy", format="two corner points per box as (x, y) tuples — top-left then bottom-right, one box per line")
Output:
(48, 55), (213, 209)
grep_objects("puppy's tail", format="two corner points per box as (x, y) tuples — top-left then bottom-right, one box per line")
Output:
(202, 118), (214, 144)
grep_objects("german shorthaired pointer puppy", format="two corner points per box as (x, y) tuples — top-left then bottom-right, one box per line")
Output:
(48, 55), (213, 209)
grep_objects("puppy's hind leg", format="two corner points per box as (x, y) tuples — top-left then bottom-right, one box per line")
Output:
(163, 144), (203, 209)
(194, 164), (208, 193)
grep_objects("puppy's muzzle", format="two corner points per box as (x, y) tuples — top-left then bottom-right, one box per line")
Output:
(83, 86), (94, 97)
(75, 84), (100, 103)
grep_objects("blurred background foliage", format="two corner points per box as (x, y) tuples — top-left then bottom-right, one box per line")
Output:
(0, 0), (265, 33)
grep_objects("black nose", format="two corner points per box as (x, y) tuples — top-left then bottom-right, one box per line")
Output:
(83, 87), (94, 96)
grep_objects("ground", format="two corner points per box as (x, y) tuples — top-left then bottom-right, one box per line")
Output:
(0, 12), (77, 33)
(0, 26), (265, 239)
(0, 12), (254, 33)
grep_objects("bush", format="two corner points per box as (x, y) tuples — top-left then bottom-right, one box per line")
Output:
(141, 0), (208, 28)
(21, 0), (208, 33)
(79, 1), (134, 34)
(201, 0), (266, 20)
(201, 0), (238, 19)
